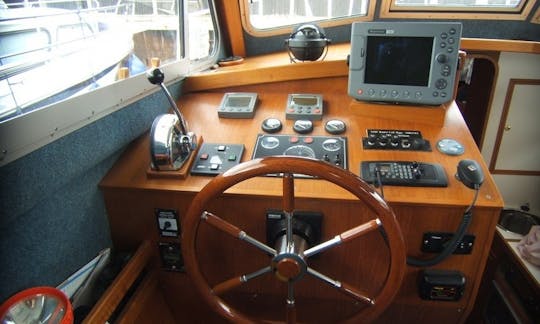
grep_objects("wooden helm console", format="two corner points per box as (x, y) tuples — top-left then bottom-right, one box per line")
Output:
(182, 156), (406, 323)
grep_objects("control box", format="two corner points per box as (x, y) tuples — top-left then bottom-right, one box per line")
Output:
(419, 269), (465, 301)
(252, 134), (348, 173)
(362, 129), (431, 151)
(159, 242), (184, 271)
(155, 209), (179, 237)
(217, 92), (258, 118)
(360, 161), (448, 187)
(191, 143), (244, 176)
(422, 232), (475, 254)
(286, 93), (323, 120)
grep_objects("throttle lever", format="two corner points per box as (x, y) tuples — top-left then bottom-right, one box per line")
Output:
(147, 67), (197, 171)
(147, 68), (189, 135)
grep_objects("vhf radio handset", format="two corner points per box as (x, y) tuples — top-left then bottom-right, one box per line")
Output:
(147, 68), (197, 171)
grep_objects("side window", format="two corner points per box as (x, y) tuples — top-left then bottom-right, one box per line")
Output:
(380, 0), (536, 19)
(188, 0), (217, 61)
(241, 0), (375, 36)
(0, 0), (218, 166)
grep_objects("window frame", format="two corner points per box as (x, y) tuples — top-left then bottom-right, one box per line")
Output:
(239, 0), (376, 37)
(0, 0), (219, 167)
(380, 0), (537, 20)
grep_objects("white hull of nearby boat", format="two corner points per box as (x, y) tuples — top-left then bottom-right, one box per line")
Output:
(0, 7), (134, 120)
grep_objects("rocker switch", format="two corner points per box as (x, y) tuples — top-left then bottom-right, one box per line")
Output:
(156, 209), (179, 237)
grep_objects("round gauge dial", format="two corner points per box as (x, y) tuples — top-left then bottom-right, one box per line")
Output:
(325, 119), (346, 134)
(293, 120), (313, 134)
(322, 138), (342, 152)
(260, 136), (280, 150)
(283, 145), (316, 158)
(261, 118), (282, 133)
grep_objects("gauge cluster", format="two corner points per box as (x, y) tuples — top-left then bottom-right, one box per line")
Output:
(252, 134), (347, 172)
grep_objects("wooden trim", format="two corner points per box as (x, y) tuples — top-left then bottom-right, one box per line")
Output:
(83, 241), (152, 324)
(215, 0), (246, 57)
(461, 38), (540, 53)
(380, 0), (536, 20)
(183, 55), (349, 93)
(491, 169), (540, 175)
(490, 78), (540, 173)
(116, 270), (158, 324)
(239, 0), (376, 37)
(184, 39), (539, 94)
(532, 5), (540, 23)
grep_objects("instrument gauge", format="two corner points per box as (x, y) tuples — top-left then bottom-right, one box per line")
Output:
(322, 138), (342, 152)
(260, 136), (280, 150)
(284, 145), (316, 158)
(325, 119), (346, 134)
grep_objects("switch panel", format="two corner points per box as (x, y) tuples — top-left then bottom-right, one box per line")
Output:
(190, 143), (244, 176)
(159, 242), (184, 271)
(421, 232), (475, 254)
(156, 209), (179, 237)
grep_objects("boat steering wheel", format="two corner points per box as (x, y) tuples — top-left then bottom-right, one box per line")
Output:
(182, 156), (406, 323)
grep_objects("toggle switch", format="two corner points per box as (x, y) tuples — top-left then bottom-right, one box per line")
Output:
(156, 209), (179, 237)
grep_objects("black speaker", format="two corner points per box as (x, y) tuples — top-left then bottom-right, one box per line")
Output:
(285, 24), (330, 62)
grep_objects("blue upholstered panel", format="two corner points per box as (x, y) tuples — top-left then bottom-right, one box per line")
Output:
(0, 81), (182, 302)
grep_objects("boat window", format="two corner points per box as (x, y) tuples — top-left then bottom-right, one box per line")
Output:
(0, 0), (218, 166)
(240, 0), (375, 36)
(381, 0), (536, 19)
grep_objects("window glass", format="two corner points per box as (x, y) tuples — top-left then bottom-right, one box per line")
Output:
(382, 0), (535, 18)
(187, 0), (216, 61)
(381, 0), (534, 19)
(0, 0), (218, 166)
(393, 0), (522, 10)
(0, 0), (215, 122)
(243, 0), (372, 33)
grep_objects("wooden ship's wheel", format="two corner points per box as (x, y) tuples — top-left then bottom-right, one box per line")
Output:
(182, 156), (406, 323)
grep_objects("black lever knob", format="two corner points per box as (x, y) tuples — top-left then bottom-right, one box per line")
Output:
(147, 68), (165, 85)
(146, 67), (189, 136)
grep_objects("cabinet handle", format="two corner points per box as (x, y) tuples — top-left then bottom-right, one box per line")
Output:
(504, 125), (512, 131)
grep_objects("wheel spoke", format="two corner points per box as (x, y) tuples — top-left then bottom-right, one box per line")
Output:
(212, 266), (272, 295)
(303, 218), (382, 258)
(307, 267), (375, 306)
(282, 173), (295, 213)
(286, 282), (296, 324)
(283, 173), (295, 250)
(201, 211), (276, 255)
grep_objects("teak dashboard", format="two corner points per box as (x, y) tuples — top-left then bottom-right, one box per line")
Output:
(99, 76), (503, 323)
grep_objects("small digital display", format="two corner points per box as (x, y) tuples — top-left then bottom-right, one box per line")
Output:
(365, 36), (433, 87)
(379, 164), (391, 173)
(225, 96), (252, 107)
(291, 96), (318, 106)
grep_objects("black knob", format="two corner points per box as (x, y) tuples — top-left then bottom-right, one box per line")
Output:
(436, 53), (448, 64)
(412, 138), (426, 150)
(391, 135), (400, 147)
(147, 68), (165, 85)
(367, 134), (377, 146)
